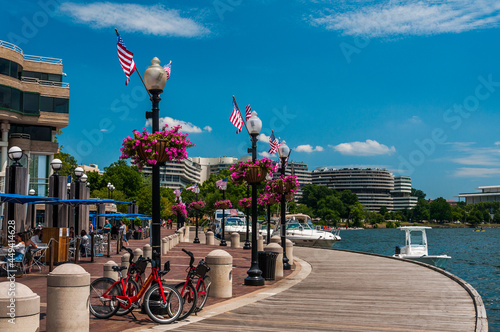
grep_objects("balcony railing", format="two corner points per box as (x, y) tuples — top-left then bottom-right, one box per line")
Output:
(21, 77), (69, 88)
(9, 133), (30, 139)
(1, 40), (63, 65)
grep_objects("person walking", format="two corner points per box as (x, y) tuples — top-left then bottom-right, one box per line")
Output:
(120, 220), (129, 246)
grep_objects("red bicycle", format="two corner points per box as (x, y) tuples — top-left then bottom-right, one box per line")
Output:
(89, 251), (183, 324)
(175, 248), (211, 320)
(114, 247), (145, 316)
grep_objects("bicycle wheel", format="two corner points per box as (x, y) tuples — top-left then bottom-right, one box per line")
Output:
(144, 282), (183, 324)
(195, 276), (211, 312)
(174, 282), (197, 320)
(115, 278), (139, 316)
(89, 277), (121, 319)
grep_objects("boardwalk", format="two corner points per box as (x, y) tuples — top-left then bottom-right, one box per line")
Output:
(162, 247), (484, 332)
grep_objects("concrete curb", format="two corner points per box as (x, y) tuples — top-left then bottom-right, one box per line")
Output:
(125, 256), (312, 331)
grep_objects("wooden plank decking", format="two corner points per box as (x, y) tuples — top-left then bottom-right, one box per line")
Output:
(172, 247), (479, 332)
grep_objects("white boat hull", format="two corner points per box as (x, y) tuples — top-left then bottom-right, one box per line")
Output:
(393, 254), (451, 269)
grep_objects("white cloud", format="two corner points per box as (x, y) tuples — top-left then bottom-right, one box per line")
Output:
(295, 144), (324, 153)
(331, 139), (396, 156)
(60, 2), (209, 37)
(453, 167), (500, 178)
(495, 141), (500, 145)
(258, 133), (270, 143)
(409, 115), (422, 125)
(259, 151), (275, 158)
(146, 117), (211, 134)
(309, 1), (500, 37)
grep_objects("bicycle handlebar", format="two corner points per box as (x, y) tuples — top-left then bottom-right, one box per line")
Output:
(121, 246), (134, 263)
(182, 248), (195, 267)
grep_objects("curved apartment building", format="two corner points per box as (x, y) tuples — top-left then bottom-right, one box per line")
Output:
(312, 168), (394, 211)
(0, 40), (69, 195)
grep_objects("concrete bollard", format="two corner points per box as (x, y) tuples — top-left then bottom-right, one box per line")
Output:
(103, 261), (119, 280)
(205, 250), (232, 298)
(133, 248), (143, 262)
(47, 264), (90, 332)
(257, 234), (264, 251)
(183, 226), (190, 242)
(143, 244), (152, 267)
(264, 243), (283, 278)
(285, 239), (294, 265)
(271, 236), (280, 244)
(206, 231), (214, 245)
(162, 238), (168, 255)
(166, 236), (172, 249)
(230, 232), (240, 248)
(121, 253), (130, 269)
(176, 229), (184, 243)
(0, 282), (39, 331)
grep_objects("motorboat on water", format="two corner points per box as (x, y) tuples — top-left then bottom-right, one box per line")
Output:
(393, 226), (451, 268)
(272, 214), (341, 248)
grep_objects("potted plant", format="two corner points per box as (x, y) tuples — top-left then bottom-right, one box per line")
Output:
(229, 158), (277, 184)
(238, 197), (252, 209)
(171, 203), (187, 218)
(267, 175), (299, 195)
(214, 200), (232, 210)
(120, 124), (195, 169)
(188, 200), (206, 210)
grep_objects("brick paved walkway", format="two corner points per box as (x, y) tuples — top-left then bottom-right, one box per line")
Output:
(9, 227), (294, 332)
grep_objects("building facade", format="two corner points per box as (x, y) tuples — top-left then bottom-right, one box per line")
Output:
(0, 40), (69, 195)
(459, 186), (500, 204)
(311, 168), (416, 211)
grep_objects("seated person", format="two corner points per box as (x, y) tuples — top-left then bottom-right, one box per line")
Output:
(79, 230), (90, 257)
(30, 229), (43, 245)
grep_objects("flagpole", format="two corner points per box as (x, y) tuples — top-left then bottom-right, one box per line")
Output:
(115, 28), (152, 100)
(233, 95), (250, 136)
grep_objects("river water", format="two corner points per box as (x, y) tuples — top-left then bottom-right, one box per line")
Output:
(333, 227), (499, 331)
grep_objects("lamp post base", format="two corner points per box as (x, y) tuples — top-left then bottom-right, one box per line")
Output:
(219, 239), (227, 246)
(193, 237), (200, 244)
(244, 266), (265, 286)
(243, 241), (251, 250)
(283, 261), (292, 270)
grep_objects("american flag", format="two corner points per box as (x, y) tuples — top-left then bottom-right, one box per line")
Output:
(174, 188), (183, 197)
(164, 61), (171, 80)
(216, 178), (228, 190)
(230, 99), (244, 134)
(116, 34), (136, 85)
(245, 104), (252, 121)
(268, 130), (279, 154)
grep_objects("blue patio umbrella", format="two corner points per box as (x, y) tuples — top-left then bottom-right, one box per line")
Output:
(0, 193), (57, 204)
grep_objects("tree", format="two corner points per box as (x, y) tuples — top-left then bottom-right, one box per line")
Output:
(412, 199), (430, 222)
(102, 160), (143, 199)
(411, 188), (426, 200)
(429, 197), (452, 222)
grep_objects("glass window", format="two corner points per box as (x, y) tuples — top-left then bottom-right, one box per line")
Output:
(0, 85), (11, 109)
(40, 96), (53, 112)
(48, 73), (62, 82)
(22, 71), (40, 79)
(23, 92), (40, 115)
(10, 62), (18, 79)
(10, 125), (52, 141)
(54, 98), (68, 113)
(0, 58), (9, 76)
(40, 73), (48, 80)
(11, 88), (21, 111)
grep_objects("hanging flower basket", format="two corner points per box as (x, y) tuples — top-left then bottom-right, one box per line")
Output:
(230, 158), (277, 184)
(171, 203), (187, 218)
(257, 192), (278, 206)
(188, 200), (206, 210)
(120, 124), (195, 170)
(214, 200), (232, 210)
(266, 175), (299, 196)
(238, 197), (252, 209)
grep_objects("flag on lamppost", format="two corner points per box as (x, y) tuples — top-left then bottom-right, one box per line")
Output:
(116, 33), (136, 85)
(245, 104), (252, 121)
(216, 178), (228, 190)
(268, 130), (279, 154)
(163, 61), (172, 80)
(230, 99), (244, 134)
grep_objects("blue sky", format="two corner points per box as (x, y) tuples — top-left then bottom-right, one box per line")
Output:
(2, 0), (500, 200)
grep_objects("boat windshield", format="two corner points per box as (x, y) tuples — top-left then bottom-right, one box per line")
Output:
(286, 223), (313, 230)
(408, 230), (426, 246)
(226, 218), (242, 226)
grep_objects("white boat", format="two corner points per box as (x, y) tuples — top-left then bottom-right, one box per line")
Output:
(393, 226), (451, 269)
(273, 214), (341, 248)
(224, 217), (250, 241)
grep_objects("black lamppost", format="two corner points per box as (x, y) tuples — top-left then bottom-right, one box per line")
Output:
(107, 182), (115, 199)
(219, 187), (227, 247)
(7, 146), (23, 223)
(193, 186), (201, 244)
(144, 57), (168, 269)
(29, 189), (36, 229)
(278, 141), (291, 270)
(244, 111), (265, 286)
(243, 184), (251, 250)
(50, 158), (63, 227)
(73, 166), (84, 235)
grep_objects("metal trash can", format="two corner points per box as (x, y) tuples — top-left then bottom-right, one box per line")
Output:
(258, 251), (278, 280)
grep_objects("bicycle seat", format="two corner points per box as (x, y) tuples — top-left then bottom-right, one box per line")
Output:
(112, 266), (128, 272)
